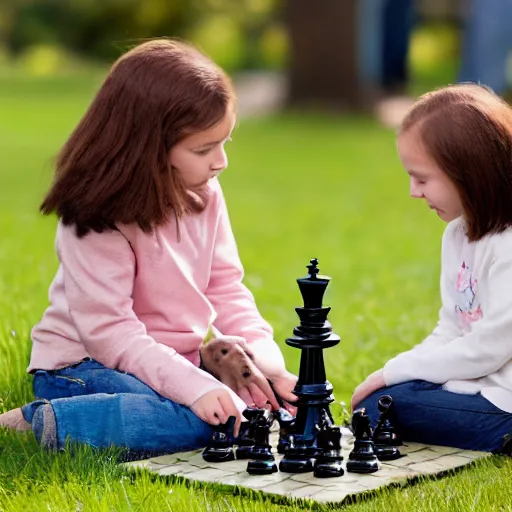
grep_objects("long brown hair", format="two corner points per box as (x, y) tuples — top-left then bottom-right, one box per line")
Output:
(399, 83), (512, 241)
(41, 39), (236, 237)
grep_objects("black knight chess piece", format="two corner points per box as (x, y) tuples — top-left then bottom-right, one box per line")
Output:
(373, 395), (402, 461)
(202, 415), (236, 463)
(313, 421), (344, 478)
(346, 408), (380, 473)
(246, 408), (278, 475)
(279, 259), (342, 474)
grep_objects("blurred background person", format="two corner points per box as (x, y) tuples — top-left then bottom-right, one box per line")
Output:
(458, 0), (512, 99)
(358, 0), (415, 98)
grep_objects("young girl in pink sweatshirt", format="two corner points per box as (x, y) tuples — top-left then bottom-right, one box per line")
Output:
(0, 39), (296, 456)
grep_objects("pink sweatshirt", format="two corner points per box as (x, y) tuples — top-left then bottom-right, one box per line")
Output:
(29, 178), (286, 407)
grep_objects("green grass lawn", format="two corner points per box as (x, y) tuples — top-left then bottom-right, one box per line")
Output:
(1, 72), (512, 511)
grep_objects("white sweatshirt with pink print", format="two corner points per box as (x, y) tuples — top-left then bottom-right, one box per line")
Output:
(29, 178), (286, 411)
(383, 217), (512, 413)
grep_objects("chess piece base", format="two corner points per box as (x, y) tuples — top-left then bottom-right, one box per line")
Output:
(279, 457), (314, 473)
(374, 432), (402, 446)
(235, 445), (254, 460)
(246, 446), (274, 461)
(346, 459), (380, 473)
(313, 460), (344, 478)
(247, 459), (278, 475)
(202, 447), (235, 463)
(277, 441), (289, 455)
(375, 445), (402, 461)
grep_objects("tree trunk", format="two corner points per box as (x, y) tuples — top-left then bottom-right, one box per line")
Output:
(285, 0), (364, 110)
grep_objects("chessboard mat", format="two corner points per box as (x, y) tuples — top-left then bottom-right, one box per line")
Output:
(124, 427), (490, 507)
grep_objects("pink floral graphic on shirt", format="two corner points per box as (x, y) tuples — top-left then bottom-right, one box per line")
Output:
(455, 261), (483, 325)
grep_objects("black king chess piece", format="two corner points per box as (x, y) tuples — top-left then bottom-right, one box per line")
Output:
(202, 416), (236, 463)
(346, 408), (380, 473)
(279, 258), (342, 476)
(372, 395), (402, 461)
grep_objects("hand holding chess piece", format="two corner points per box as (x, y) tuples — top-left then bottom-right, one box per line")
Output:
(268, 372), (299, 415)
(191, 388), (243, 436)
(202, 415), (237, 463)
(200, 336), (280, 410)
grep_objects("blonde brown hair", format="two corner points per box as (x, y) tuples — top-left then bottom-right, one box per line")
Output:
(399, 83), (512, 241)
(41, 39), (236, 237)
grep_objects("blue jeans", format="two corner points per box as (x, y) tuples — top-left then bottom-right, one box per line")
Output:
(458, 0), (512, 95)
(21, 359), (213, 457)
(357, 0), (414, 91)
(358, 380), (512, 453)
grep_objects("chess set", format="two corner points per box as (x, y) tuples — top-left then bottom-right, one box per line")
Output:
(202, 259), (403, 478)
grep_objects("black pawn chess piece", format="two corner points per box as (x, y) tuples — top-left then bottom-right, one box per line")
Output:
(246, 409), (278, 475)
(202, 416), (236, 463)
(346, 408), (380, 473)
(313, 423), (344, 478)
(373, 395), (402, 461)
(274, 407), (295, 455)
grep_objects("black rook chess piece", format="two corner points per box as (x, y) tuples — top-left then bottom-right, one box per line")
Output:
(279, 259), (342, 474)
(373, 395), (402, 461)
(346, 408), (380, 473)
(202, 416), (236, 463)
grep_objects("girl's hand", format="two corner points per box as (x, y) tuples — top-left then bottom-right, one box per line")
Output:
(200, 336), (280, 410)
(350, 369), (386, 411)
(190, 388), (242, 436)
(271, 371), (298, 415)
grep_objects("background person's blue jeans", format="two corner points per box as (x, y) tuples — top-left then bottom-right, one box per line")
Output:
(21, 359), (213, 457)
(358, 380), (512, 453)
(458, 0), (512, 95)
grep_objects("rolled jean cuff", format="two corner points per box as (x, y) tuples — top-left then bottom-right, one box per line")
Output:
(21, 399), (51, 423)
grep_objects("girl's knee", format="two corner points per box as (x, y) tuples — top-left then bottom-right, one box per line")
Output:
(33, 370), (88, 400)
(356, 381), (428, 425)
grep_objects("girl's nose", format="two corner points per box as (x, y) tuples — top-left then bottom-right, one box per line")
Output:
(409, 181), (423, 199)
(211, 146), (228, 172)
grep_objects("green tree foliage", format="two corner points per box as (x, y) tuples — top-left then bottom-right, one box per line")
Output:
(0, 0), (288, 70)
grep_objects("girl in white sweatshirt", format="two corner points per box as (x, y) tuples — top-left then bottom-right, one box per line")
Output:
(352, 83), (512, 453)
